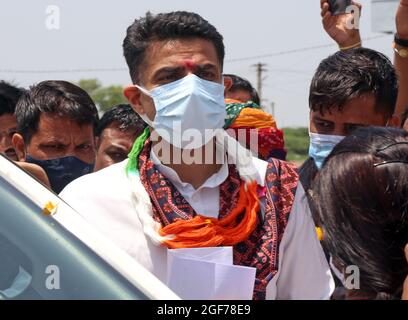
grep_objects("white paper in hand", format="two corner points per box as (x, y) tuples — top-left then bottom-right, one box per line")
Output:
(167, 247), (256, 300)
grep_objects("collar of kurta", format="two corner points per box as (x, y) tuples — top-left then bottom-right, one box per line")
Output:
(149, 144), (230, 195)
(137, 136), (262, 249)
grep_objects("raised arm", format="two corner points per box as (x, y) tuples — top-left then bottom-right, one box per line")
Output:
(320, 0), (362, 50)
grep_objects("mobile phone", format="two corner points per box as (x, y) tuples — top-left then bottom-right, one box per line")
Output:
(328, 0), (352, 15)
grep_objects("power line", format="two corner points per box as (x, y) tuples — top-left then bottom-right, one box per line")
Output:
(225, 34), (391, 63)
(0, 34), (392, 74)
(0, 67), (127, 74)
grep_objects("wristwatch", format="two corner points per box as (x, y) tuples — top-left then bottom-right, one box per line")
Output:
(394, 34), (408, 58)
(395, 33), (408, 47)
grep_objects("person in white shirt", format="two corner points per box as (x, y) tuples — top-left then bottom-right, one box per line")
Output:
(60, 11), (334, 300)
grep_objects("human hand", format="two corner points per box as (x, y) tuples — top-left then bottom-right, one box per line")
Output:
(321, 0), (362, 48)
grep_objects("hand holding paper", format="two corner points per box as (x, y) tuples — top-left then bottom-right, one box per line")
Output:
(166, 247), (256, 300)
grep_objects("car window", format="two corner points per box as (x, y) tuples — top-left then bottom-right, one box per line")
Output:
(0, 175), (148, 300)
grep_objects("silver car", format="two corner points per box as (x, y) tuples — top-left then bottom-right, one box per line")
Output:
(0, 155), (179, 300)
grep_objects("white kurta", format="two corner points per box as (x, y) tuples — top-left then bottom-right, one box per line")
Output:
(60, 157), (334, 299)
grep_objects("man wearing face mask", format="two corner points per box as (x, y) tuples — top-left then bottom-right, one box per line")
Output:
(297, 2), (402, 296)
(300, 1), (400, 196)
(60, 12), (334, 300)
(12, 80), (99, 194)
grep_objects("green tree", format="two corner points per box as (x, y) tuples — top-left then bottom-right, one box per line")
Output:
(78, 79), (101, 94)
(78, 79), (128, 113)
(282, 127), (309, 163)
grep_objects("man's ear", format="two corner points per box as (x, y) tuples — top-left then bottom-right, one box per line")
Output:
(388, 114), (401, 128)
(123, 85), (146, 115)
(223, 76), (233, 96)
(12, 133), (27, 161)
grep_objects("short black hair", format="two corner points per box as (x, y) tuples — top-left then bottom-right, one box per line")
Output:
(0, 81), (25, 116)
(401, 106), (408, 127)
(15, 80), (99, 143)
(224, 74), (260, 105)
(97, 104), (146, 137)
(309, 48), (398, 117)
(313, 127), (408, 298)
(123, 11), (225, 83)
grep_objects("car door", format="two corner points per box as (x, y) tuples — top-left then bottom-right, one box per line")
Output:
(0, 173), (151, 299)
(0, 155), (179, 300)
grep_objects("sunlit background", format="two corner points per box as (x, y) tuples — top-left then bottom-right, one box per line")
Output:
(0, 0), (400, 161)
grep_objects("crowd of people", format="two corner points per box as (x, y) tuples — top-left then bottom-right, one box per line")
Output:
(1, 0), (408, 300)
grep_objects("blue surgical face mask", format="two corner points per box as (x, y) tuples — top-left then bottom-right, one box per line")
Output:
(26, 155), (94, 193)
(135, 74), (227, 149)
(309, 132), (345, 169)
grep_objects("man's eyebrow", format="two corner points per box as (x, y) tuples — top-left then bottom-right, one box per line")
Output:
(313, 116), (334, 123)
(153, 66), (185, 77)
(105, 144), (128, 152)
(76, 139), (93, 146)
(153, 63), (217, 75)
(39, 139), (66, 146)
(195, 63), (217, 71)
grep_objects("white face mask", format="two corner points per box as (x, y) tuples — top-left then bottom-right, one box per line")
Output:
(135, 74), (227, 150)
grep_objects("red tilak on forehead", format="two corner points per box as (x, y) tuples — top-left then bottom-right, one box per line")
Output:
(182, 60), (196, 70)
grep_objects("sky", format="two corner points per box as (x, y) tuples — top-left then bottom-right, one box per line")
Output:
(0, 0), (398, 127)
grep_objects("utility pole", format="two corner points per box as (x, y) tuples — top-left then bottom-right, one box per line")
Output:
(270, 102), (275, 117)
(252, 63), (267, 105)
